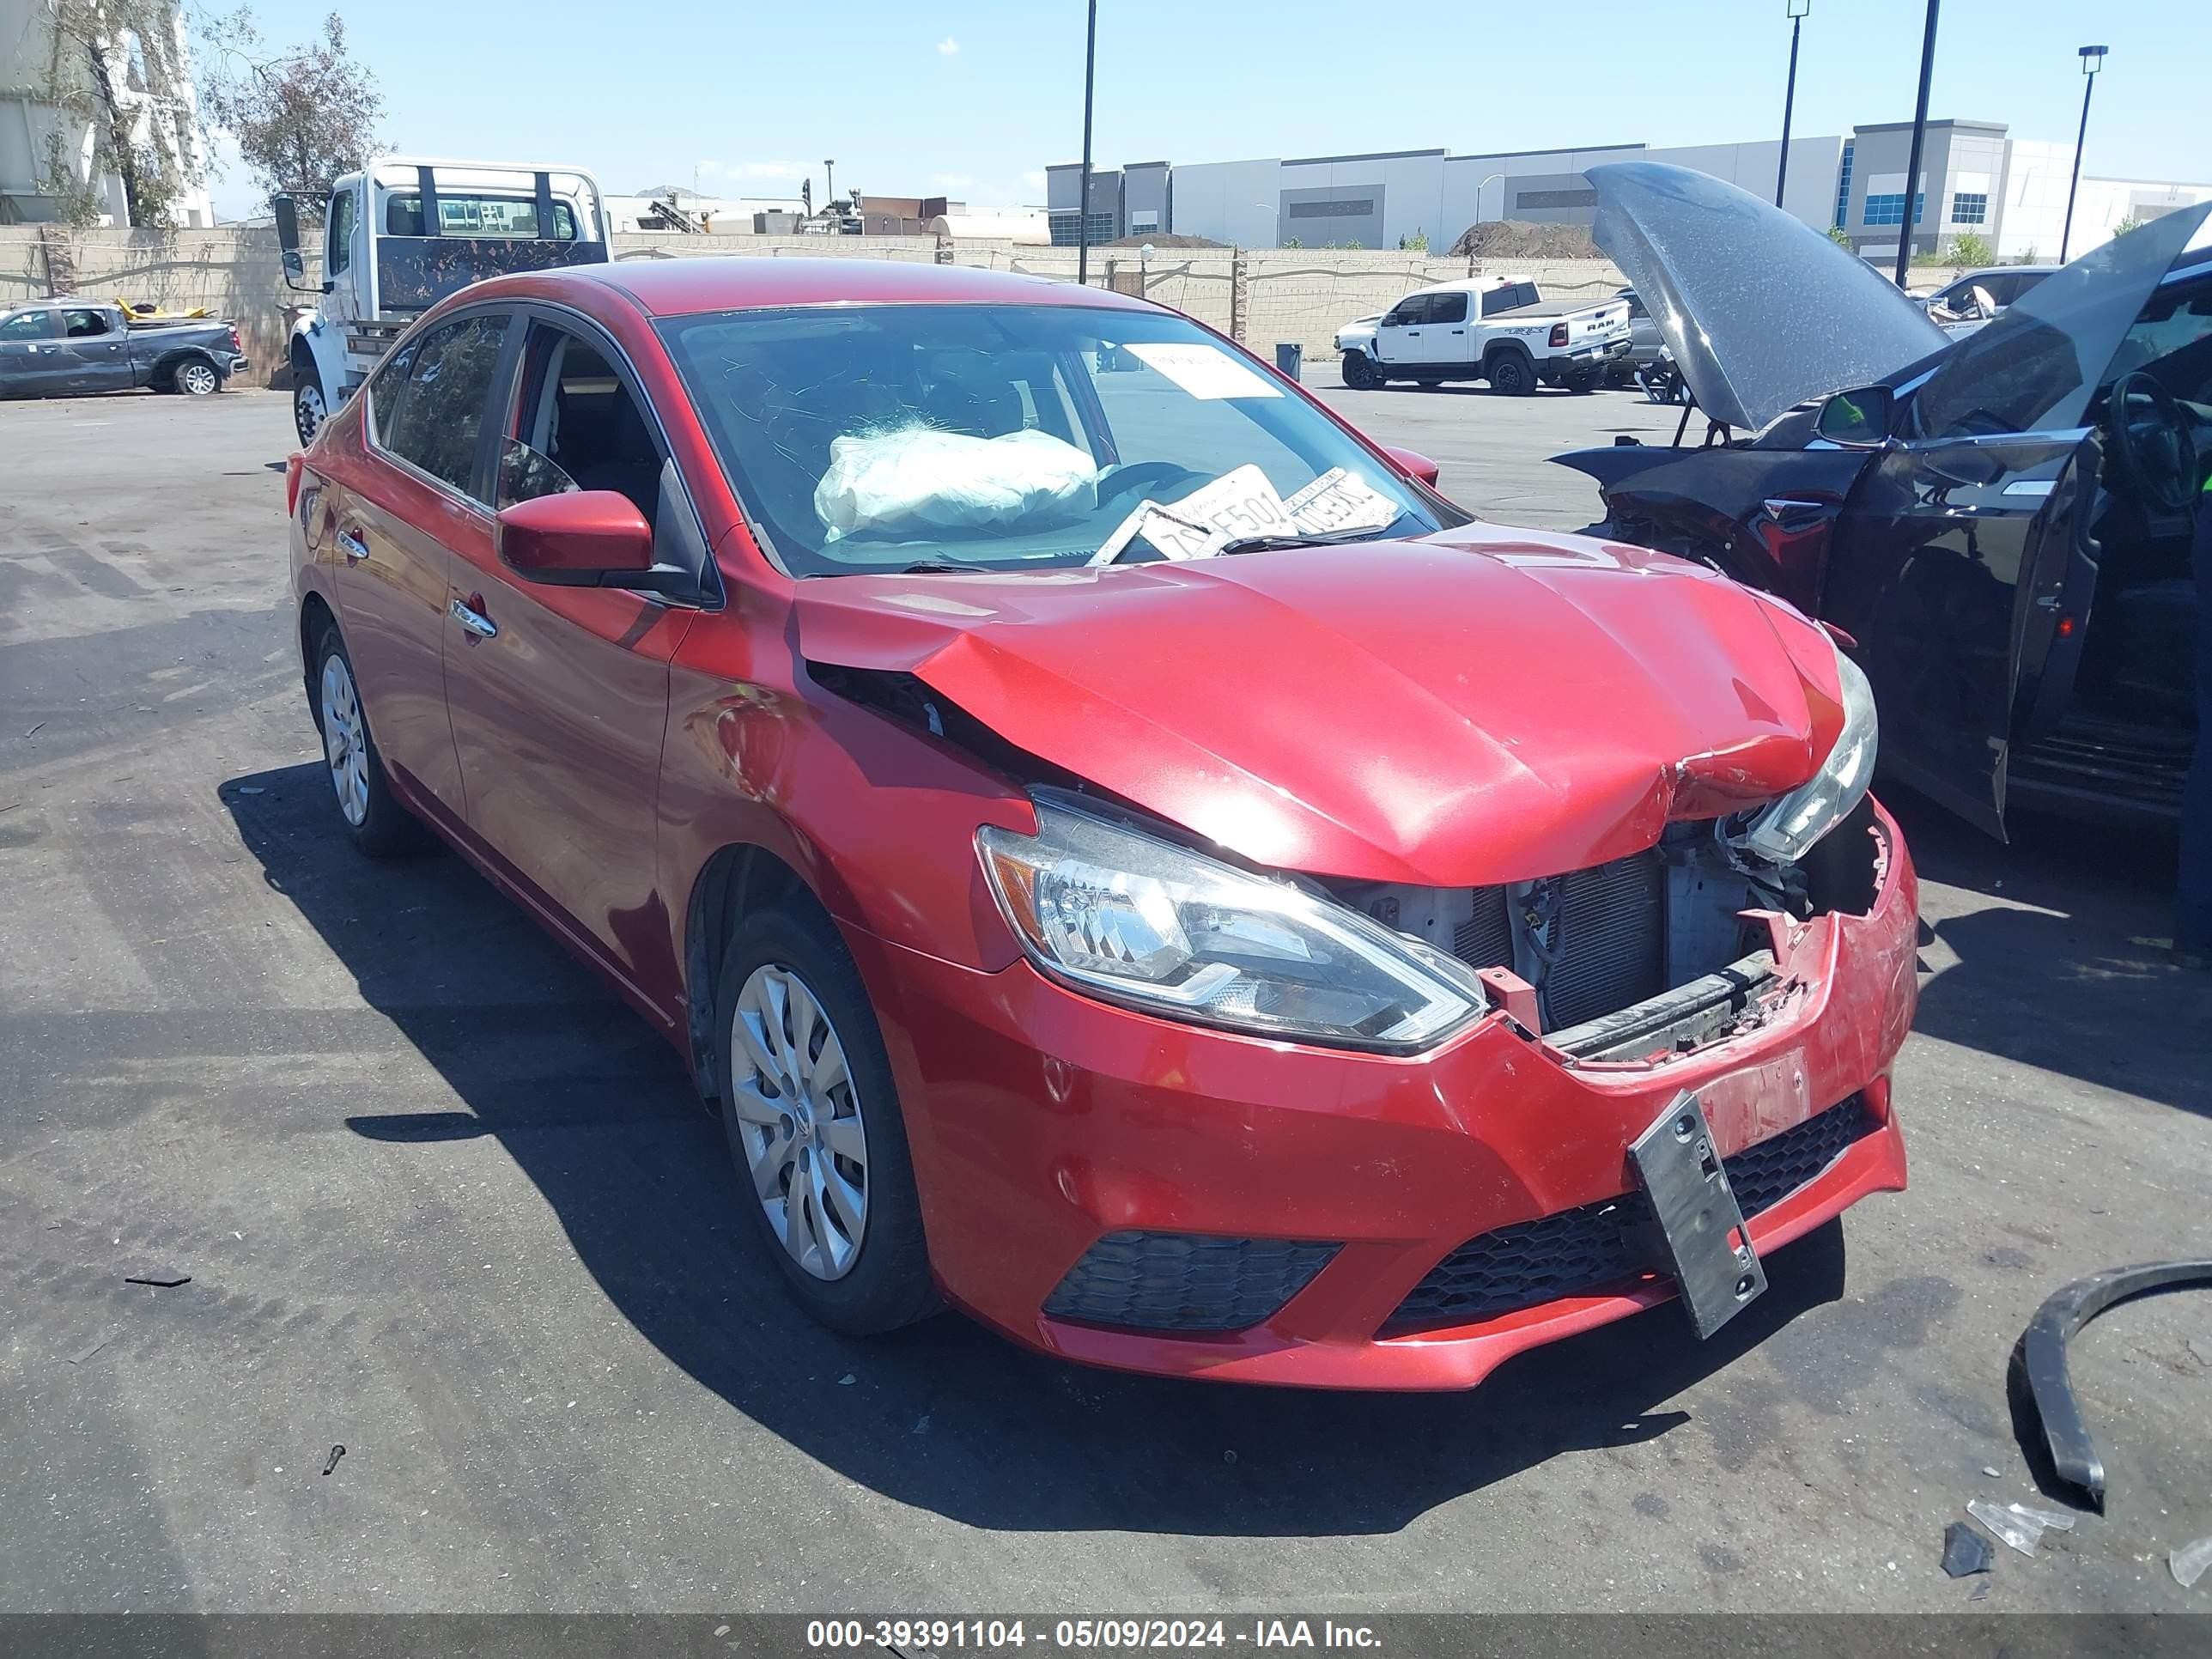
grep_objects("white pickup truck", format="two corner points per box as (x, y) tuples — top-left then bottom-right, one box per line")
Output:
(276, 156), (611, 444)
(1334, 276), (1632, 394)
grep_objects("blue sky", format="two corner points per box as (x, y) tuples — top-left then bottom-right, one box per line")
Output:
(209, 0), (2209, 219)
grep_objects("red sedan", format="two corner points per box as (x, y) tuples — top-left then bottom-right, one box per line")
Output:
(286, 257), (1916, 1389)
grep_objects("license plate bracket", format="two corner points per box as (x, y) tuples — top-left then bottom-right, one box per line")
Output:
(1630, 1091), (1768, 1339)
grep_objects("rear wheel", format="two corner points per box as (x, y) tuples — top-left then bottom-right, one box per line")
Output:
(1486, 350), (1536, 397)
(1566, 371), (1598, 395)
(174, 357), (220, 397)
(1340, 350), (1380, 390)
(294, 366), (327, 446)
(715, 902), (937, 1334)
(310, 620), (425, 858)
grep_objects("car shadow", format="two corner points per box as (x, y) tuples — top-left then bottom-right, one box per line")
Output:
(1887, 792), (2210, 1117)
(223, 760), (1854, 1537)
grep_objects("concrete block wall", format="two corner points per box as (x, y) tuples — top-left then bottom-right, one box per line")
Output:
(9, 224), (1964, 387)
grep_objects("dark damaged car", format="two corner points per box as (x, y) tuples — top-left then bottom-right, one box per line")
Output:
(1557, 163), (2212, 834)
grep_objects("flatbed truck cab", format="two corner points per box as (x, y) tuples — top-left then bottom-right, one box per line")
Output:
(277, 156), (610, 444)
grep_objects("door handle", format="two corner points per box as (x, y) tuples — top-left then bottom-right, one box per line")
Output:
(336, 528), (369, 563)
(450, 595), (499, 641)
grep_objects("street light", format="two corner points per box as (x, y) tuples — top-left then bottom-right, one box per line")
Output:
(1776, 1), (1811, 210)
(1077, 0), (1098, 285)
(2060, 46), (2107, 263)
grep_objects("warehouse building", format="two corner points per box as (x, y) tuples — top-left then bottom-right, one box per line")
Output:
(1054, 119), (2209, 262)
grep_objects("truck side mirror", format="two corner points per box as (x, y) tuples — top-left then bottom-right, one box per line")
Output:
(1814, 386), (1893, 447)
(274, 196), (310, 289)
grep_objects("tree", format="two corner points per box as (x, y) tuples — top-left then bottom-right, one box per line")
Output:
(1826, 225), (1854, 249)
(2111, 213), (2142, 239)
(1948, 231), (1994, 267)
(38, 1), (212, 228)
(1398, 228), (1429, 252)
(204, 13), (384, 221)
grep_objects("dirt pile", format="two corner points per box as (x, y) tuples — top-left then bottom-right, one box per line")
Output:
(1448, 220), (1602, 260)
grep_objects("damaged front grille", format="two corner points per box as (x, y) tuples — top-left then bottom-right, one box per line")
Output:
(1337, 818), (1792, 1047)
(1385, 1095), (1880, 1333)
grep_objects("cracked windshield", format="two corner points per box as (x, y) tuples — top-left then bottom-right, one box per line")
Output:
(658, 303), (1464, 574)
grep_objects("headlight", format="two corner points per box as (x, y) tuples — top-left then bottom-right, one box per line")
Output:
(1734, 644), (1879, 863)
(976, 799), (1482, 1051)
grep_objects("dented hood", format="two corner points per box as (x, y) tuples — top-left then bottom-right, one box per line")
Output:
(1589, 161), (1948, 433)
(796, 530), (1845, 888)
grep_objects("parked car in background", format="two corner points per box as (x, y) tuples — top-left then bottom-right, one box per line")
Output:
(288, 254), (1915, 1389)
(1556, 162), (2212, 836)
(0, 300), (246, 399)
(1335, 276), (1631, 393)
(1913, 264), (2057, 318)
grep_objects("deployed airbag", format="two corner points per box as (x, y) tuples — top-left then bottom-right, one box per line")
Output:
(814, 426), (1097, 542)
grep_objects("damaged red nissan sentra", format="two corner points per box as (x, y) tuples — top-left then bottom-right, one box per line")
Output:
(286, 256), (1917, 1389)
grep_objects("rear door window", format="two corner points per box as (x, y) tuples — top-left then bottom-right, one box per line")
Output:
(61, 307), (112, 337)
(375, 314), (512, 496)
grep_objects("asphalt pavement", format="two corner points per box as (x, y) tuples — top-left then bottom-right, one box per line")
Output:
(3, 384), (2210, 1616)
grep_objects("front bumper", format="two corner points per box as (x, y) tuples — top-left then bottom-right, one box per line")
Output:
(846, 800), (1917, 1389)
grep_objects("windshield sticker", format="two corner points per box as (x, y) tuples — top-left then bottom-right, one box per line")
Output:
(1125, 342), (1284, 400)
(1090, 465), (1296, 563)
(1282, 468), (1401, 536)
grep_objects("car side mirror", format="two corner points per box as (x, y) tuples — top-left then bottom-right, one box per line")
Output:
(1814, 386), (1893, 447)
(498, 490), (667, 589)
(1379, 446), (1441, 489)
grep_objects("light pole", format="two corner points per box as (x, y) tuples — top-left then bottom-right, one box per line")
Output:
(2060, 46), (2107, 262)
(1893, 0), (1939, 289)
(1776, 1), (1810, 209)
(1477, 173), (1503, 222)
(823, 159), (836, 210)
(1077, 0), (1098, 284)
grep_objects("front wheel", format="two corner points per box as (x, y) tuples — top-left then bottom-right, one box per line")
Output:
(1340, 351), (1380, 390)
(716, 903), (938, 1335)
(294, 368), (327, 446)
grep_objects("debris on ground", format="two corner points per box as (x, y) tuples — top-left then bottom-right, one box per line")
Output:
(2007, 1502), (2079, 1533)
(124, 1269), (191, 1287)
(2016, 1258), (2212, 1510)
(1942, 1522), (1994, 1577)
(322, 1444), (345, 1476)
(1967, 1498), (2045, 1557)
(2172, 1536), (2212, 1589)
(64, 1334), (111, 1366)
(1981, 1466), (2002, 1479)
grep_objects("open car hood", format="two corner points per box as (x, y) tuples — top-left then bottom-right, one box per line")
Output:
(795, 531), (1846, 888)
(1589, 161), (1948, 433)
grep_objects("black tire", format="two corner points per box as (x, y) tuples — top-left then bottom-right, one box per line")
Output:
(1567, 372), (1598, 395)
(308, 617), (427, 859)
(1486, 349), (1536, 397)
(1340, 350), (1380, 390)
(294, 362), (328, 446)
(173, 356), (221, 398)
(714, 902), (938, 1335)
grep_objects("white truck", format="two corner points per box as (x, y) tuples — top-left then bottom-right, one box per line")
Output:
(276, 157), (611, 445)
(1334, 276), (1632, 395)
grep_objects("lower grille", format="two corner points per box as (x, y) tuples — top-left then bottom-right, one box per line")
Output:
(1386, 1096), (1880, 1334)
(1043, 1231), (1340, 1333)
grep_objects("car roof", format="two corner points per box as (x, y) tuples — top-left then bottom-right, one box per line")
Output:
(472, 256), (1162, 320)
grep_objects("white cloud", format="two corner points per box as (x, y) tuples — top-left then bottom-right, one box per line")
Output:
(936, 36), (959, 55)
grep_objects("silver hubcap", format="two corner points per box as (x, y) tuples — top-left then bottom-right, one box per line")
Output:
(180, 362), (216, 394)
(319, 654), (370, 827)
(297, 383), (325, 438)
(731, 965), (869, 1280)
